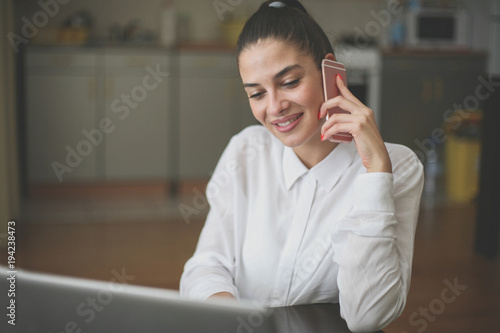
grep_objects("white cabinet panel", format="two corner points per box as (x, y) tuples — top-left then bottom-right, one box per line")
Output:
(24, 47), (254, 185)
(178, 76), (237, 179)
(104, 69), (170, 180)
(25, 47), (173, 184)
(26, 52), (96, 68)
(26, 73), (97, 183)
(177, 52), (255, 180)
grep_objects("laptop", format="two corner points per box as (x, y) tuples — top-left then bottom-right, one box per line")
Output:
(0, 266), (275, 333)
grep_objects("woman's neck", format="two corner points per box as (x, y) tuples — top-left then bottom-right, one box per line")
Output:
(292, 129), (339, 169)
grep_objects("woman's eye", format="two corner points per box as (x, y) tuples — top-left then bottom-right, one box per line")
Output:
(249, 92), (264, 100)
(283, 79), (300, 88)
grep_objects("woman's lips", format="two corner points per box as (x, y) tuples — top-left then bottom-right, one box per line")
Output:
(272, 113), (304, 133)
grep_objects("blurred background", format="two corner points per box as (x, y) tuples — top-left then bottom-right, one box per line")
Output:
(1, 0), (499, 332)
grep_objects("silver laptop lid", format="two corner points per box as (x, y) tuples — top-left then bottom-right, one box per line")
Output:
(0, 266), (275, 333)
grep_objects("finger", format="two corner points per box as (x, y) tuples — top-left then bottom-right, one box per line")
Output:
(319, 77), (368, 119)
(322, 113), (359, 134)
(321, 122), (357, 142)
(322, 118), (381, 144)
(336, 74), (364, 107)
(321, 112), (378, 138)
(320, 95), (361, 117)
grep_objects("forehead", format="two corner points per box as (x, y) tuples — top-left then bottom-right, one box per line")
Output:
(238, 39), (314, 82)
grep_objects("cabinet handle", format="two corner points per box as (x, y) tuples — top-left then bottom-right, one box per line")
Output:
(434, 76), (444, 103)
(421, 76), (444, 103)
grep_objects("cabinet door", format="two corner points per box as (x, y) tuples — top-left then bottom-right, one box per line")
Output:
(177, 52), (256, 180)
(232, 80), (258, 133)
(103, 51), (171, 181)
(26, 66), (97, 184)
(380, 66), (437, 149)
(178, 76), (237, 179)
(380, 54), (486, 152)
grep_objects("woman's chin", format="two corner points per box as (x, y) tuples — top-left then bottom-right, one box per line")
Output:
(275, 132), (314, 149)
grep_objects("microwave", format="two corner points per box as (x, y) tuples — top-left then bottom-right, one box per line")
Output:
(406, 8), (469, 48)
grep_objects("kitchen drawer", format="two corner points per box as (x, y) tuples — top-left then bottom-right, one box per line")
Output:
(26, 48), (96, 68)
(383, 54), (487, 73)
(178, 52), (238, 77)
(104, 49), (170, 69)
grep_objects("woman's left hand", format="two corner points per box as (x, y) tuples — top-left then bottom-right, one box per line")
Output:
(319, 74), (392, 173)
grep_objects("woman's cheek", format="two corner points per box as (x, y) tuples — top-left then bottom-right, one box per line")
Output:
(250, 102), (266, 124)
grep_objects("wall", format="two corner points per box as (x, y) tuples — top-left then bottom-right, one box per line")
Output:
(489, 0), (500, 74)
(1, 0), (20, 247)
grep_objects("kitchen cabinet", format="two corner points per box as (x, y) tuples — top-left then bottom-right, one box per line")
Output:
(379, 52), (487, 159)
(24, 46), (255, 185)
(25, 46), (173, 184)
(25, 49), (99, 183)
(177, 52), (256, 180)
(103, 49), (171, 180)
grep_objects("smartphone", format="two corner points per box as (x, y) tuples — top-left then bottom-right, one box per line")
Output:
(321, 59), (353, 143)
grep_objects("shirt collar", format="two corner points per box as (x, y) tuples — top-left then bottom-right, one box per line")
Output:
(282, 142), (358, 192)
(283, 146), (309, 191)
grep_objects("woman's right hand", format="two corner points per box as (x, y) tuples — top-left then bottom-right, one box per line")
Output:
(319, 74), (392, 174)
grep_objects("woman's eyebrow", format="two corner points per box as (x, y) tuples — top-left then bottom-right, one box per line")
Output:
(243, 64), (302, 88)
(273, 64), (302, 80)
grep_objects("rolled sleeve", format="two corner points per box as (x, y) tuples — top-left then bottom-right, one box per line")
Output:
(331, 147), (424, 332)
(353, 173), (395, 213)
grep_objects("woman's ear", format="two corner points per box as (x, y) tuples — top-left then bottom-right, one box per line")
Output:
(324, 53), (336, 61)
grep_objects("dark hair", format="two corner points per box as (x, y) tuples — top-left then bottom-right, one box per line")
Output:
(236, 0), (334, 69)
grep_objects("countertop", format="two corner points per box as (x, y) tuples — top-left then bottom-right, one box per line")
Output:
(27, 40), (238, 53)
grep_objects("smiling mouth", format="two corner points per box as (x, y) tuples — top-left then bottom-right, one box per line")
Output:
(275, 114), (303, 127)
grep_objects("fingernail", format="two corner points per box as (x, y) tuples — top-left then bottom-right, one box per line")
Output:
(318, 110), (321, 119)
(337, 74), (343, 81)
(321, 134), (325, 141)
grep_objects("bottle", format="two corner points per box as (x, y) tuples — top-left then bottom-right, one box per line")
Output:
(390, 16), (405, 47)
(408, 0), (421, 11)
(424, 144), (440, 197)
(159, 0), (177, 46)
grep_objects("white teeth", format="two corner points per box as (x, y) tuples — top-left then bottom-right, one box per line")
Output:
(277, 114), (301, 127)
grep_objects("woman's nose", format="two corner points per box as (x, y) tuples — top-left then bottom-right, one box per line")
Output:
(267, 91), (289, 116)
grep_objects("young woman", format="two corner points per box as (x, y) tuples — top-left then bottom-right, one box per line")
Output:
(180, 1), (424, 331)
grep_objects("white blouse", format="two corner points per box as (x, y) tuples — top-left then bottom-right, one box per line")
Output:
(180, 125), (424, 332)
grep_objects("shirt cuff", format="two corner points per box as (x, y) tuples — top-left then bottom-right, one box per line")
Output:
(353, 173), (395, 213)
(193, 279), (240, 301)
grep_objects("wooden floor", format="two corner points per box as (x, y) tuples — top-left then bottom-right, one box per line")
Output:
(1, 184), (499, 333)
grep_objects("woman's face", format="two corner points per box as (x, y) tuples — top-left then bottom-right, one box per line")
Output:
(238, 39), (325, 149)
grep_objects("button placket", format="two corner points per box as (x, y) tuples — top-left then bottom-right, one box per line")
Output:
(271, 174), (317, 305)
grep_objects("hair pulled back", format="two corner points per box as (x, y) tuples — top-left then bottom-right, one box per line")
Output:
(236, 0), (334, 69)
